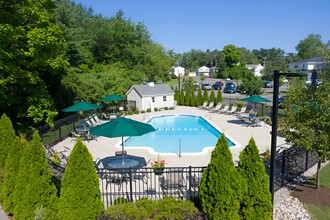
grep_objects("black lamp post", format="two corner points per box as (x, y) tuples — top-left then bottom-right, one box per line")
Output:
(270, 70), (307, 206)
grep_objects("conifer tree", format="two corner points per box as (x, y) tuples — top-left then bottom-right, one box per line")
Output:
(14, 131), (58, 219)
(217, 90), (223, 103)
(196, 89), (203, 106)
(57, 138), (103, 220)
(190, 90), (196, 107)
(179, 91), (185, 105)
(202, 89), (209, 104)
(174, 87), (179, 102)
(238, 138), (272, 219)
(185, 89), (191, 106)
(2, 137), (23, 214)
(199, 134), (242, 219)
(209, 89), (215, 107)
(0, 114), (16, 169)
(0, 114), (16, 203)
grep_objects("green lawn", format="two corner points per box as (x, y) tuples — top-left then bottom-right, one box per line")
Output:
(303, 162), (330, 220)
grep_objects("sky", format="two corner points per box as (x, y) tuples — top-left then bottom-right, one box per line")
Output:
(74, 0), (330, 54)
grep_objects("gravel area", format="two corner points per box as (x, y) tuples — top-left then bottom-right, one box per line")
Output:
(273, 161), (329, 220)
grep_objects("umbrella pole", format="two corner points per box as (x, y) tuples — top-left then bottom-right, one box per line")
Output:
(122, 136), (125, 166)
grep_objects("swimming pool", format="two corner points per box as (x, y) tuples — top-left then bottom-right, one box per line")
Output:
(124, 115), (237, 153)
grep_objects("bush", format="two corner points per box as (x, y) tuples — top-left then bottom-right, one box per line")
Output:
(114, 197), (128, 205)
(164, 107), (168, 110)
(169, 107), (175, 110)
(133, 110), (139, 114)
(146, 108), (151, 113)
(104, 197), (202, 219)
(154, 108), (159, 112)
(126, 110), (134, 115)
(140, 110), (145, 113)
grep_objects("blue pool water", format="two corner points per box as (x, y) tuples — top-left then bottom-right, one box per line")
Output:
(124, 115), (236, 153)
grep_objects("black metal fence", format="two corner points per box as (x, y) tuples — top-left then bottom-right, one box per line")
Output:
(25, 114), (80, 146)
(264, 145), (319, 191)
(222, 97), (272, 117)
(97, 166), (205, 208)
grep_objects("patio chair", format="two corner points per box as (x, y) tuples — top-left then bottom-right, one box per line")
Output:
(92, 114), (107, 124)
(208, 103), (222, 113)
(102, 112), (110, 120)
(187, 174), (202, 190)
(197, 101), (208, 109)
(234, 106), (247, 116)
(204, 102), (214, 110)
(218, 105), (229, 114)
(131, 168), (149, 184)
(226, 106), (237, 114)
(70, 130), (81, 142)
(159, 168), (186, 198)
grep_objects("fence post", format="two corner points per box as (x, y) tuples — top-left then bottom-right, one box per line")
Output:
(305, 150), (309, 171)
(129, 169), (133, 202)
(188, 166), (192, 199)
(281, 150), (286, 187)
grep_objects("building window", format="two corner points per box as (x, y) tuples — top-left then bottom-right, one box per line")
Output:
(163, 96), (167, 102)
(152, 97), (155, 102)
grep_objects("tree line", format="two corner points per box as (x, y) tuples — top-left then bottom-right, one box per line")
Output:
(0, 0), (329, 132)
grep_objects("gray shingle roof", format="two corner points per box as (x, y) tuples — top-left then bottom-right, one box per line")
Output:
(128, 84), (174, 97)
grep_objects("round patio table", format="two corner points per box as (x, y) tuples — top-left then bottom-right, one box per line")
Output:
(107, 157), (140, 169)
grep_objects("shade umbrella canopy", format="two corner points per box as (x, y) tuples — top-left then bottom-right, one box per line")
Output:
(62, 101), (103, 112)
(90, 117), (156, 167)
(100, 94), (126, 102)
(240, 95), (271, 103)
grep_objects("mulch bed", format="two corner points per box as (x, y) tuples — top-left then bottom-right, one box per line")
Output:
(290, 182), (330, 207)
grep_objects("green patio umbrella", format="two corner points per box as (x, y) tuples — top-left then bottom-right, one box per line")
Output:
(62, 101), (103, 112)
(100, 94), (125, 102)
(240, 95), (271, 103)
(100, 94), (126, 113)
(90, 117), (156, 166)
(240, 95), (271, 112)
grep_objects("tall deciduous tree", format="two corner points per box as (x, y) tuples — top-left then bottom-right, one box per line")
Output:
(199, 134), (242, 219)
(0, 0), (67, 130)
(239, 72), (263, 96)
(222, 44), (242, 68)
(238, 138), (272, 219)
(279, 66), (330, 190)
(296, 34), (326, 60)
(57, 138), (103, 220)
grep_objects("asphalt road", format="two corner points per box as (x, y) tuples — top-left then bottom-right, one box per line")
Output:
(189, 77), (289, 107)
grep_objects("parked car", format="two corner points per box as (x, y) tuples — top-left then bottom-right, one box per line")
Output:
(201, 83), (212, 90)
(264, 80), (273, 88)
(214, 81), (224, 86)
(211, 83), (222, 90)
(223, 82), (236, 93)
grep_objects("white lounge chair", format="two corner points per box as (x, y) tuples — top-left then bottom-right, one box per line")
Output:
(226, 106), (237, 114)
(197, 102), (208, 109)
(204, 102), (214, 110)
(218, 105), (229, 114)
(209, 103), (222, 113)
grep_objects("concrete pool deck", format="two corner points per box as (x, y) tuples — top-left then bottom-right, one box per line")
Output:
(53, 106), (288, 167)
